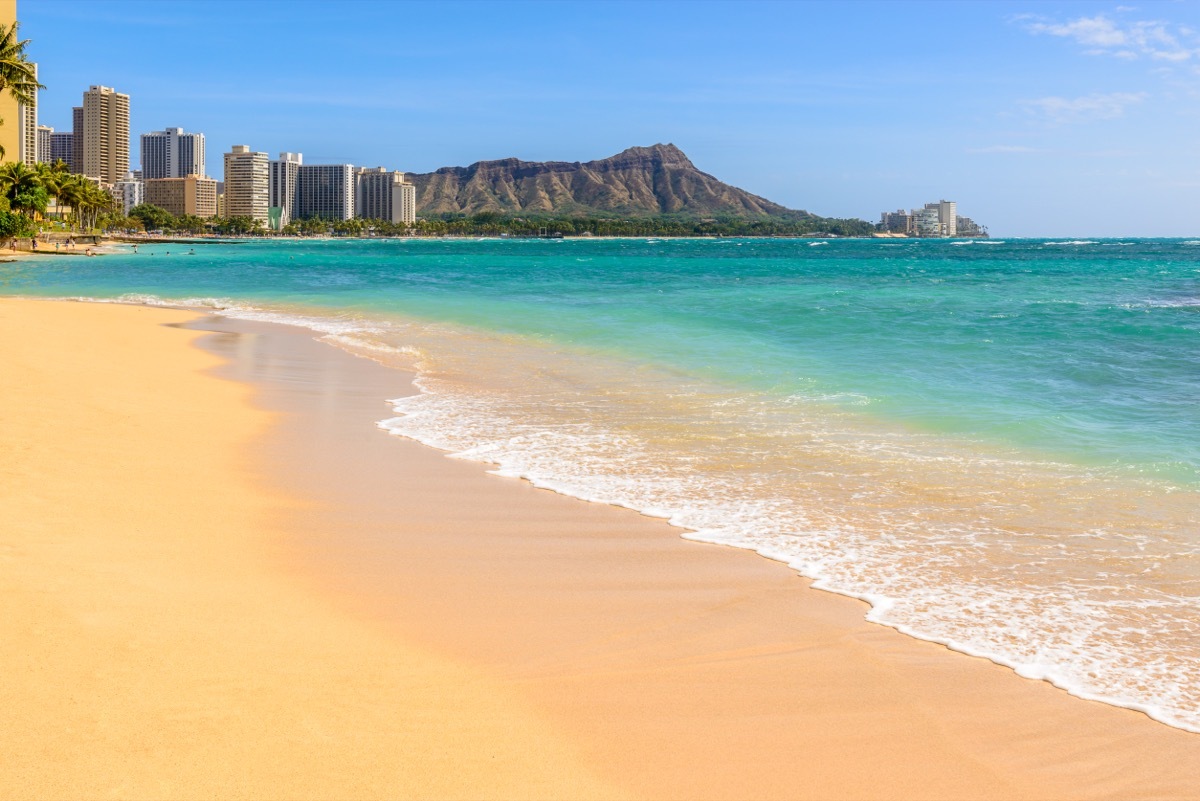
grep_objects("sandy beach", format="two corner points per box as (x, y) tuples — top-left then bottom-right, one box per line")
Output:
(3, 297), (1200, 800)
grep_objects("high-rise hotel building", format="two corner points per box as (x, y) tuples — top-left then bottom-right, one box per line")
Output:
(355, 167), (416, 224)
(50, 130), (74, 170)
(268, 151), (302, 229)
(0, 1), (38, 166)
(35, 123), (51, 164)
(71, 105), (82, 173)
(223, 145), (269, 222)
(295, 163), (355, 221)
(78, 85), (130, 184)
(141, 127), (205, 180)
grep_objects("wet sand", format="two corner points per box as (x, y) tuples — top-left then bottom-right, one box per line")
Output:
(3, 298), (1200, 799)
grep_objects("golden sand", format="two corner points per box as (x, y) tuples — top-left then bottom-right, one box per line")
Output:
(2, 299), (1199, 800)
(0, 300), (621, 800)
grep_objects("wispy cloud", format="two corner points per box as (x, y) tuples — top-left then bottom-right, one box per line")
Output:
(1021, 92), (1146, 123)
(965, 145), (1042, 154)
(1024, 13), (1198, 62)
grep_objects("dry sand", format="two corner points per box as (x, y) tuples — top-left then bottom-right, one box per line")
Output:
(3, 298), (1200, 800)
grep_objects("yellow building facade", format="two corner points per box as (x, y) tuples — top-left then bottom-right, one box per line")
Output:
(0, 0), (20, 163)
(144, 176), (218, 219)
(0, 0), (37, 166)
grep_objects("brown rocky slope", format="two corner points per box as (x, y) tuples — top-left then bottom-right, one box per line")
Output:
(411, 144), (810, 219)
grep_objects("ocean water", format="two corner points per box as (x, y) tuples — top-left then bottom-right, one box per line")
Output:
(5, 237), (1199, 731)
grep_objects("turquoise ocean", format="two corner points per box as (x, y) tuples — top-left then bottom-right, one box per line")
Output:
(5, 237), (1199, 731)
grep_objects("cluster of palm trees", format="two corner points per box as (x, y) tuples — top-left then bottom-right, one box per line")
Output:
(0, 22), (113, 232)
(0, 159), (114, 231)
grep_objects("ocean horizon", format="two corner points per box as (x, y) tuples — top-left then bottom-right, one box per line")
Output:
(6, 235), (1198, 732)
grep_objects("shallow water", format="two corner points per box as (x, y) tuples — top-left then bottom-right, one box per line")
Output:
(6, 236), (1199, 730)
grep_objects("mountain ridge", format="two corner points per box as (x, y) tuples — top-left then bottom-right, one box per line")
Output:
(411, 144), (811, 219)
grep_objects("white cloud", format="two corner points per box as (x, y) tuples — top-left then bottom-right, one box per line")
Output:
(1026, 14), (1199, 62)
(1022, 92), (1147, 123)
(966, 145), (1041, 154)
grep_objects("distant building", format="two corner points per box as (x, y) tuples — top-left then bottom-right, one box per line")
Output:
(879, 199), (978, 237)
(926, 200), (957, 237)
(35, 124), (51, 164)
(80, 85), (130, 184)
(50, 131), (73, 169)
(141, 127), (206, 180)
(144, 175), (217, 219)
(956, 216), (986, 237)
(269, 151), (302, 229)
(355, 167), (416, 224)
(879, 209), (912, 235)
(222, 145), (269, 221)
(109, 177), (144, 216)
(911, 206), (941, 237)
(295, 163), (355, 221)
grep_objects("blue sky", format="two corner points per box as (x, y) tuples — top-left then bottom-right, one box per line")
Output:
(20, 0), (1200, 236)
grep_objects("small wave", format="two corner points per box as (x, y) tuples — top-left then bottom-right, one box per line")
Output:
(808, 242), (828, 247)
(1141, 298), (1200, 309)
(1043, 240), (1097, 246)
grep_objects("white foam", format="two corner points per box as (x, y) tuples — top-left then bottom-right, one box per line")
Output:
(54, 292), (1200, 735)
(376, 366), (1200, 735)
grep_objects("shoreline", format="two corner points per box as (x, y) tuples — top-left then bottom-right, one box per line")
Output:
(4, 297), (1200, 799)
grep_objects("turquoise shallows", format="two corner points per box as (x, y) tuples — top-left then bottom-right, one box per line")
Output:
(5, 237), (1198, 484)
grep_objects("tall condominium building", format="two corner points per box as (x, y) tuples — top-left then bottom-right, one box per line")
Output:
(295, 163), (355, 221)
(49, 130), (73, 169)
(268, 151), (302, 229)
(926, 200), (957, 237)
(355, 167), (416, 224)
(140, 127), (205, 180)
(144, 175), (217, 219)
(71, 105), (82, 173)
(0, 2), (37, 166)
(80, 85), (130, 184)
(911, 207), (941, 237)
(15, 62), (36, 166)
(222, 145), (269, 221)
(35, 124), (51, 164)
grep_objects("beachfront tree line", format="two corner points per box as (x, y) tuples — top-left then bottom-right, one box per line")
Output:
(111, 207), (877, 239)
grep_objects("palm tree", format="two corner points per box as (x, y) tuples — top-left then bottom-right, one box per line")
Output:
(0, 22), (44, 160)
(76, 180), (114, 231)
(35, 159), (69, 221)
(56, 173), (89, 230)
(0, 159), (45, 216)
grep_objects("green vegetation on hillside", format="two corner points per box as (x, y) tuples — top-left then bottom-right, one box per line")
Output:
(107, 209), (876, 239)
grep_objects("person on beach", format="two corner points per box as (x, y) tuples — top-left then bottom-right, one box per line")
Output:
(85, 248), (94, 257)
(8, 239), (14, 252)
(30, 237), (37, 251)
